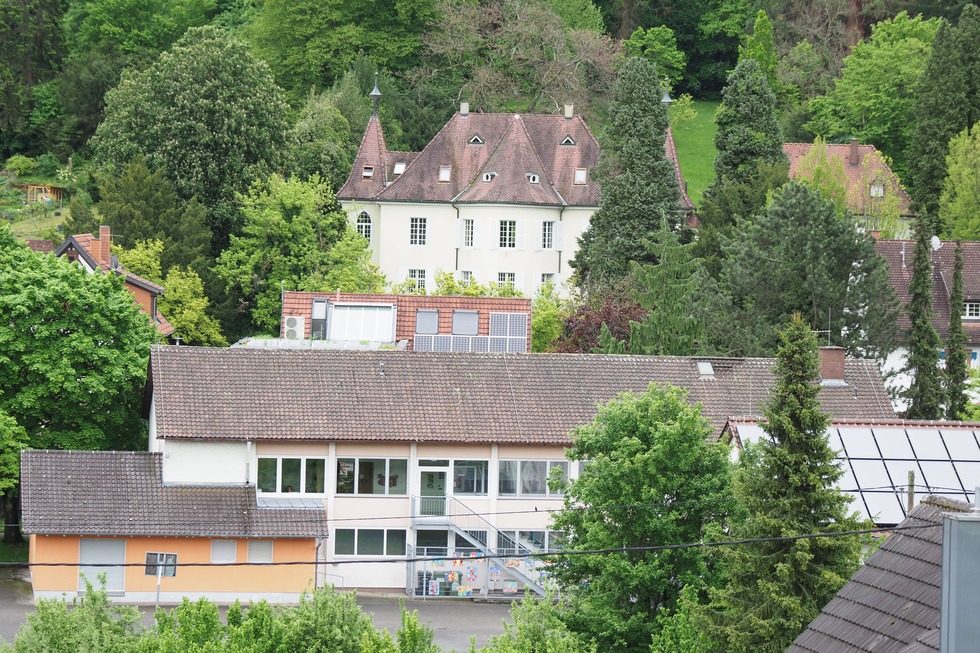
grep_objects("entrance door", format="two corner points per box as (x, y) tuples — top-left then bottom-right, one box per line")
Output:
(79, 539), (126, 593)
(419, 470), (447, 516)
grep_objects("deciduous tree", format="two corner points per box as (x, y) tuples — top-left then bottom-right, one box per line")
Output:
(903, 220), (946, 419)
(571, 57), (680, 286)
(700, 314), (866, 653)
(94, 26), (289, 251)
(550, 383), (733, 653)
(739, 10), (778, 95)
(940, 122), (980, 240)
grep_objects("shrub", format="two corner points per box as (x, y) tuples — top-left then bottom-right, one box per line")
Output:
(3, 155), (36, 177)
(35, 154), (59, 177)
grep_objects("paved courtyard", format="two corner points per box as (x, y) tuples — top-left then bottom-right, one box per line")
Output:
(0, 569), (513, 652)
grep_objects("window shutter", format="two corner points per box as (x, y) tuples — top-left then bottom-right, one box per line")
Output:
(517, 220), (527, 250)
(514, 272), (525, 294)
(555, 221), (564, 250)
(458, 219), (466, 247)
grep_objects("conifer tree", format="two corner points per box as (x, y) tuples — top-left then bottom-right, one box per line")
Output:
(903, 220), (945, 419)
(946, 241), (968, 419)
(699, 314), (865, 653)
(908, 6), (980, 231)
(597, 214), (704, 355)
(739, 11), (778, 96)
(570, 57), (680, 286)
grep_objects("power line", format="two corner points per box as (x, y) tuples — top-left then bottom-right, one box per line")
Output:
(0, 522), (938, 570)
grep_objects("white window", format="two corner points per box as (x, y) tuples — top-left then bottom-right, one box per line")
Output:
(356, 212), (371, 241)
(498, 272), (515, 287)
(416, 309), (439, 334)
(336, 458), (408, 495)
(144, 552), (177, 577)
(452, 310), (479, 335)
(311, 298), (328, 339)
(410, 217), (426, 245)
(965, 302), (980, 319)
(362, 165), (374, 179)
(496, 530), (563, 555)
(336, 529), (407, 556)
(453, 460), (489, 495)
(541, 221), (554, 249)
(498, 460), (568, 497)
(257, 457), (326, 494)
(329, 303), (395, 341)
(870, 183), (884, 198)
(393, 161), (406, 175)
(461, 270), (473, 283)
(439, 166), (451, 182)
(211, 540), (237, 564)
(408, 269), (426, 292)
(469, 134), (485, 145)
(574, 168), (588, 185)
(541, 273), (555, 286)
(463, 219), (474, 247)
(560, 135), (576, 146)
(500, 220), (516, 248)
(248, 540), (273, 563)
(527, 173), (540, 184)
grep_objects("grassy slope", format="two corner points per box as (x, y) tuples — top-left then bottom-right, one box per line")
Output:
(9, 206), (69, 240)
(672, 100), (720, 209)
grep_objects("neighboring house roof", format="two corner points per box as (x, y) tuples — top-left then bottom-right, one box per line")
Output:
(727, 418), (980, 526)
(54, 226), (173, 335)
(25, 239), (54, 253)
(788, 495), (971, 653)
(20, 450), (327, 538)
(147, 346), (894, 444)
(784, 140), (912, 217)
(338, 105), (692, 214)
(280, 291), (532, 350)
(875, 239), (980, 345)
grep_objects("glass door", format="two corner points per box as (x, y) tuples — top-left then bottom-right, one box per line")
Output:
(419, 470), (447, 516)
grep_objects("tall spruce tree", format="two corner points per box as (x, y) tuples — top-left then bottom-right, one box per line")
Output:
(597, 213), (704, 355)
(570, 57), (680, 287)
(695, 59), (788, 278)
(908, 5), (980, 231)
(903, 220), (946, 419)
(946, 241), (968, 419)
(699, 314), (865, 653)
(738, 11), (778, 96)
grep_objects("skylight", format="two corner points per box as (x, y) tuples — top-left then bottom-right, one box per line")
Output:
(393, 162), (406, 175)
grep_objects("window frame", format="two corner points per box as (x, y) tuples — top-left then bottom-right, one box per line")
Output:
(410, 217), (427, 245)
(452, 310), (479, 335)
(257, 456), (326, 495)
(362, 165), (374, 179)
(541, 221), (554, 249)
(144, 551), (177, 577)
(541, 273), (555, 286)
(498, 459), (568, 497)
(463, 219), (474, 247)
(499, 220), (517, 248)
(573, 168), (588, 185)
(211, 540), (237, 564)
(453, 460), (489, 495)
(335, 457), (409, 496)
(356, 212), (372, 241)
(965, 302), (980, 319)
(438, 166), (451, 182)
(248, 540), (273, 563)
(416, 309), (439, 335)
(498, 272), (515, 287)
(335, 528), (408, 557)
(408, 269), (426, 292)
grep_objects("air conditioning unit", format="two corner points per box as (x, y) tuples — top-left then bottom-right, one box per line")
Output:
(284, 316), (305, 340)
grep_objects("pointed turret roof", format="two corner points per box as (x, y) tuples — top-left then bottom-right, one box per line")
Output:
(337, 114), (390, 200)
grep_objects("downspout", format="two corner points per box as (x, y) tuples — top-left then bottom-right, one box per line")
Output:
(450, 185), (468, 273)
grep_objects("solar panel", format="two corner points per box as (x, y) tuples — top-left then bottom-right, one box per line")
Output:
(862, 491), (906, 525)
(919, 460), (961, 492)
(940, 429), (980, 460)
(872, 428), (915, 459)
(955, 462), (980, 492)
(907, 428), (946, 458)
(850, 459), (892, 490)
(839, 427), (881, 459)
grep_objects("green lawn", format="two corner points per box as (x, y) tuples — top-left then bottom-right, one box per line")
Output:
(673, 100), (720, 209)
(0, 541), (28, 563)
(8, 205), (70, 240)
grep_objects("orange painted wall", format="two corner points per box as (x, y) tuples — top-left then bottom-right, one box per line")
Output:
(31, 535), (318, 595)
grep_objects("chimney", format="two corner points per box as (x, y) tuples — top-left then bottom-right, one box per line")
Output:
(849, 138), (859, 166)
(98, 225), (111, 267)
(460, 101), (469, 117)
(941, 503), (980, 652)
(818, 346), (846, 386)
(564, 104), (574, 120)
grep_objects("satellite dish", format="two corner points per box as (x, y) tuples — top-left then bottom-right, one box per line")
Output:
(931, 235), (942, 251)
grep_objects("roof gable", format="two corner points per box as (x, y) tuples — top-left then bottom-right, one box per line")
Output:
(337, 114), (390, 199)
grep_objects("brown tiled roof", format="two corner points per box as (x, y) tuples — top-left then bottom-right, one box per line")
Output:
(25, 239), (54, 253)
(788, 496), (971, 653)
(280, 291), (532, 350)
(785, 142), (912, 216)
(20, 450), (327, 538)
(338, 114), (390, 199)
(664, 126), (695, 212)
(875, 239), (980, 345)
(148, 347), (894, 444)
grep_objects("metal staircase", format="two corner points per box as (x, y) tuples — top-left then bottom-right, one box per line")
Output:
(409, 496), (548, 597)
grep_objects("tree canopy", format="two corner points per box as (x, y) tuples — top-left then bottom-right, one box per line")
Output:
(93, 26), (289, 251)
(940, 122), (980, 240)
(550, 383), (733, 653)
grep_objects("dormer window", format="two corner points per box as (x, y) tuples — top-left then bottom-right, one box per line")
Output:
(527, 173), (540, 184)
(468, 134), (484, 145)
(362, 165), (374, 179)
(439, 166), (451, 182)
(560, 135), (576, 146)
(964, 302), (980, 319)
(482, 172), (496, 183)
(574, 168), (588, 185)
(393, 162), (406, 175)
(870, 183), (884, 198)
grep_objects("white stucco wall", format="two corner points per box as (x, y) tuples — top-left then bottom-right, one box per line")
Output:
(161, 440), (248, 485)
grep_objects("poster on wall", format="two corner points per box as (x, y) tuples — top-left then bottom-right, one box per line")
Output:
(466, 566), (478, 582)
(503, 581), (519, 594)
(489, 566), (501, 582)
(428, 580), (441, 596)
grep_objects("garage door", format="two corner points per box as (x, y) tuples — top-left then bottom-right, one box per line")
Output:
(79, 539), (126, 593)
